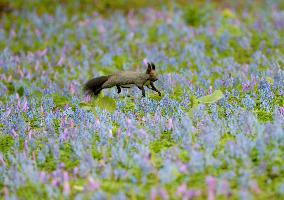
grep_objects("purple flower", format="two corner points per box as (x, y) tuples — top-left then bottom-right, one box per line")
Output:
(219, 180), (232, 197)
(279, 107), (284, 117)
(151, 187), (169, 200)
(57, 56), (65, 66)
(39, 171), (48, 183)
(37, 48), (48, 57)
(0, 153), (6, 166)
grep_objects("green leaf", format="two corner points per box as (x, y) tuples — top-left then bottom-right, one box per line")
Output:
(95, 96), (117, 113)
(52, 94), (69, 108)
(17, 86), (24, 97)
(197, 90), (224, 104)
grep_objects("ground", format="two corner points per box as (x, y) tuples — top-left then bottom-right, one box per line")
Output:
(0, 0), (284, 199)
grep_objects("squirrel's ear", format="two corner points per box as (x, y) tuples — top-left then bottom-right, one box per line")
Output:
(151, 62), (155, 70)
(146, 63), (151, 73)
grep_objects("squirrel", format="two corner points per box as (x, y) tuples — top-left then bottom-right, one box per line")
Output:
(84, 62), (161, 97)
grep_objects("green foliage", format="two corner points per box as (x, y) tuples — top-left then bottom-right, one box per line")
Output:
(1, 1), (284, 199)
(53, 118), (61, 135)
(17, 86), (24, 97)
(95, 96), (117, 113)
(52, 94), (69, 109)
(121, 99), (135, 113)
(169, 84), (184, 102)
(92, 135), (103, 160)
(37, 143), (79, 171)
(0, 134), (14, 157)
(37, 152), (57, 172)
(254, 110), (273, 123)
(183, 4), (212, 27)
(187, 95), (199, 119)
(197, 90), (224, 104)
(5, 82), (15, 95)
(113, 55), (128, 70)
(150, 131), (175, 154)
(179, 150), (190, 162)
(149, 92), (164, 101)
(17, 183), (49, 200)
(59, 143), (80, 170)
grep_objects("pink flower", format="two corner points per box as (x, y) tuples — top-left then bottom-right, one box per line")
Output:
(208, 86), (213, 95)
(143, 58), (148, 66)
(250, 181), (261, 194)
(69, 82), (76, 95)
(32, 151), (36, 160)
(11, 129), (18, 138)
(176, 183), (187, 196)
(38, 48), (48, 57)
(61, 128), (68, 140)
(242, 83), (251, 92)
(151, 187), (169, 200)
(279, 107), (284, 117)
(167, 118), (173, 130)
(40, 105), (44, 114)
(39, 171), (48, 183)
(35, 28), (42, 37)
(88, 176), (100, 191)
(23, 98), (29, 112)
(35, 60), (40, 71)
(0, 154), (6, 166)
(7, 75), (12, 82)
(57, 56), (65, 66)
(159, 188), (169, 200)
(28, 130), (33, 140)
(63, 171), (71, 196)
(179, 164), (187, 173)
(73, 167), (79, 176)
(206, 176), (217, 200)
(69, 119), (75, 128)
(150, 188), (158, 200)
(52, 177), (60, 187)
(84, 95), (92, 103)
(10, 29), (16, 38)
(3, 186), (9, 199)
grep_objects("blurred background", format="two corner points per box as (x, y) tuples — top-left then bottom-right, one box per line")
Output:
(1, 0), (283, 17)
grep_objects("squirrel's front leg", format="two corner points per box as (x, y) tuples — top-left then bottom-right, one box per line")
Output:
(150, 82), (161, 96)
(137, 85), (145, 97)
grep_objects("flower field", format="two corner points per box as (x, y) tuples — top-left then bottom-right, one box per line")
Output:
(0, 1), (284, 199)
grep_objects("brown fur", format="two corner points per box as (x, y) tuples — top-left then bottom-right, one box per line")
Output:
(83, 62), (161, 97)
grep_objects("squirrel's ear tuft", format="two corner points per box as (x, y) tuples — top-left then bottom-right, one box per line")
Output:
(146, 63), (151, 73)
(151, 62), (155, 70)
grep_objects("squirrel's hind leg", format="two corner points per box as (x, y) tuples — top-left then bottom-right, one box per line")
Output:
(137, 85), (146, 97)
(116, 85), (121, 94)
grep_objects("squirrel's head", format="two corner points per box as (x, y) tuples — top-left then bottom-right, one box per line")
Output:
(146, 62), (158, 82)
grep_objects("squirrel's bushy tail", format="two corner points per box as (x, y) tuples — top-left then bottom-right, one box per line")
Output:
(84, 76), (110, 96)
